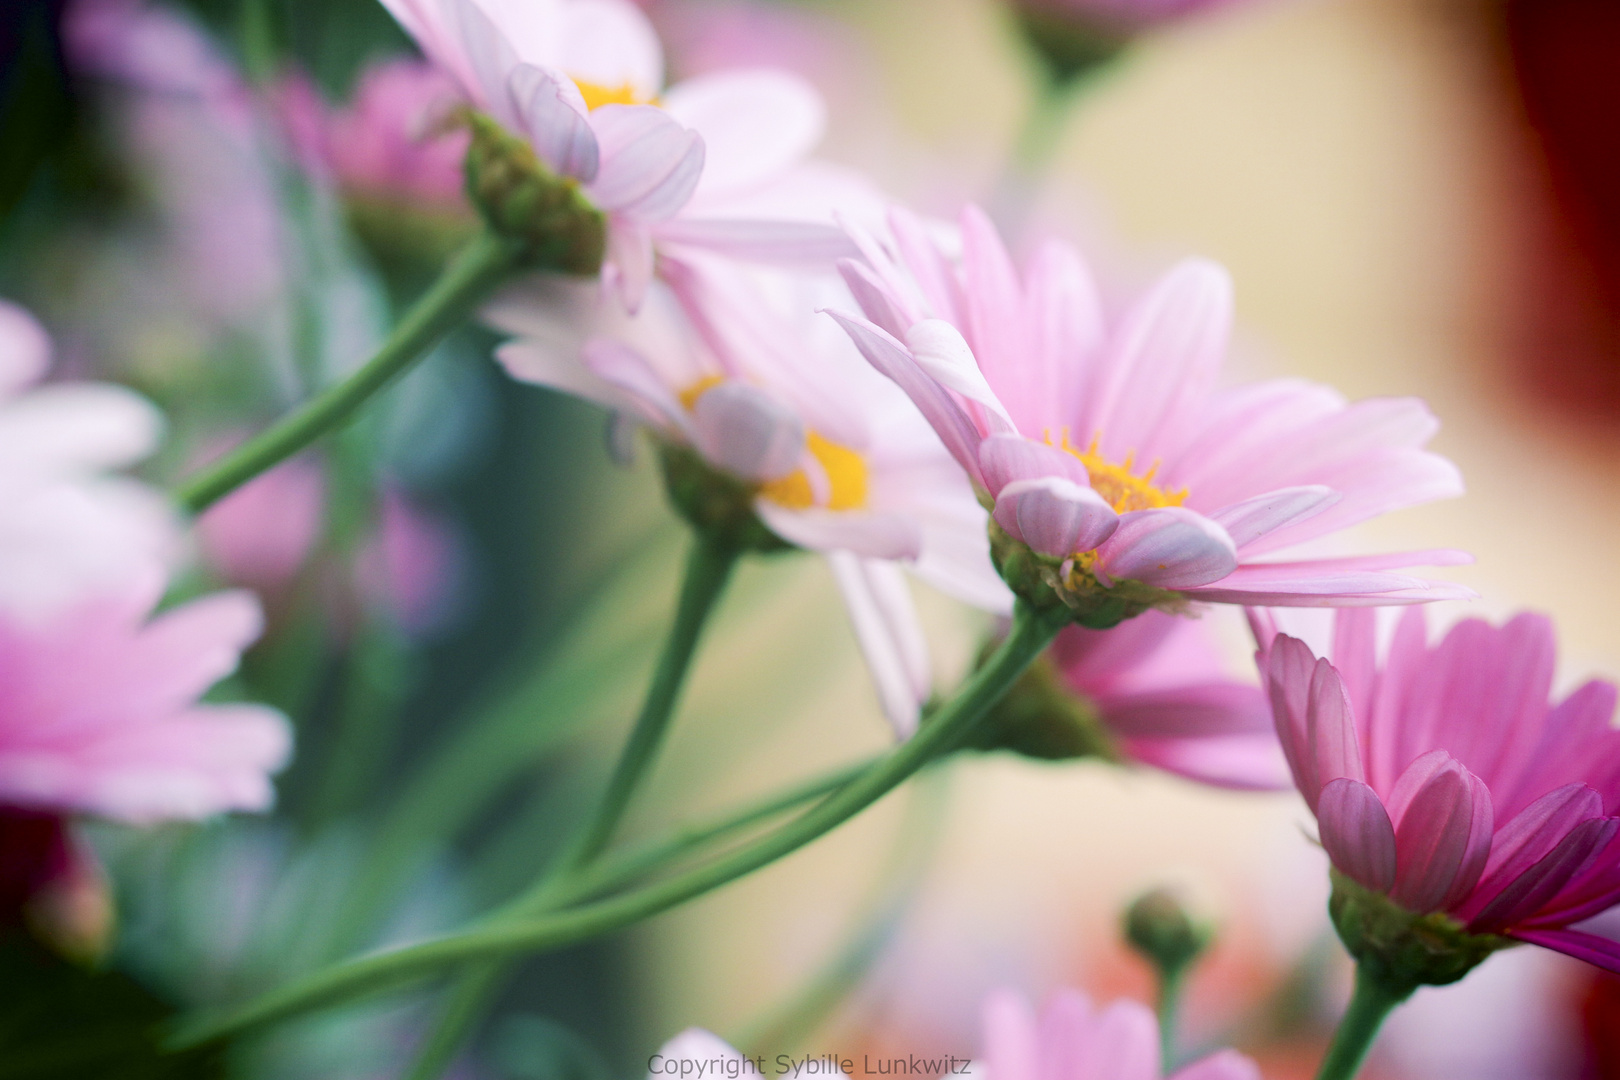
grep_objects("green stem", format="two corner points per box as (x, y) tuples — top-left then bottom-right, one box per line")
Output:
(175, 227), (521, 514)
(166, 601), (1066, 1049)
(1314, 966), (1414, 1080)
(400, 531), (740, 1079)
(1157, 964), (1188, 1069)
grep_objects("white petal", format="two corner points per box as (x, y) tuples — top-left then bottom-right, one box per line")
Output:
(507, 63), (598, 180)
(556, 0), (662, 99)
(991, 477), (1118, 558)
(904, 319), (1016, 435)
(587, 104), (703, 221)
(604, 220), (656, 313)
(757, 504), (922, 561)
(689, 382), (804, 482)
(826, 551), (929, 739)
(0, 384), (164, 471)
(661, 69), (824, 197)
(0, 299), (50, 396)
(580, 338), (691, 434)
(648, 1029), (747, 1080)
(1096, 508), (1237, 589)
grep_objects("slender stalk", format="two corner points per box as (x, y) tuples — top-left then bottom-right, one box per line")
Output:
(1313, 966), (1414, 1080)
(166, 601), (1066, 1049)
(401, 532), (740, 1078)
(1157, 965), (1188, 1068)
(176, 228), (521, 514)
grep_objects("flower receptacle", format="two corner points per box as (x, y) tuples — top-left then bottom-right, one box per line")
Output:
(1328, 870), (1513, 994)
(462, 113), (606, 275)
(958, 652), (1121, 762)
(988, 519), (1184, 630)
(658, 442), (795, 555)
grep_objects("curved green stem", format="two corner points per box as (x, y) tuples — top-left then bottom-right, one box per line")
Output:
(402, 531), (739, 1078)
(1156, 964), (1189, 1068)
(166, 601), (1066, 1049)
(175, 227), (522, 514)
(1314, 966), (1414, 1080)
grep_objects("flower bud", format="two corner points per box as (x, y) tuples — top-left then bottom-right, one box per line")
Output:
(1327, 869), (1511, 994)
(462, 112), (606, 275)
(960, 652), (1120, 761)
(1013, 4), (1129, 86)
(1123, 884), (1216, 978)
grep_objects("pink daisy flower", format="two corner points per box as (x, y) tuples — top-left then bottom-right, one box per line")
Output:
(1051, 610), (1284, 789)
(829, 206), (1471, 619)
(375, 0), (848, 309)
(1254, 607), (1620, 973)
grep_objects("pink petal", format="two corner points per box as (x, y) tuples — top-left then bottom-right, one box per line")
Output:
(1015, 239), (1105, 437)
(906, 319), (1017, 436)
(1329, 607), (1379, 737)
(1035, 988), (1094, 1080)
(977, 434), (1089, 496)
(1208, 486), (1339, 550)
(1318, 777), (1398, 892)
(661, 69), (823, 197)
(586, 104), (704, 221)
(1390, 756), (1494, 913)
(1121, 733), (1291, 790)
(823, 310), (985, 488)
(0, 299), (49, 395)
(654, 219), (855, 265)
(1306, 656), (1364, 792)
(1170, 1050), (1264, 1080)
(826, 552), (929, 739)
(1509, 927), (1620, 974)
(957, 205), (1028, 416)
(754, 504), (922, 561)
(982, 988), (1039, 1080)
(837, 257), (912, 339)
(580, 339), (691, 433)
(1099, 684), (1270, 739)
(1473, 785), (1604, 902)
(1261, 633), (1321, 802)
(507, 63), (598, 181)
(1470, 817), (1619, 931)
(689, 381), (804, 482)
(1080, 258), (1232, 465)
(555, 0), (662, 100)
(992, 478), (1118, 558)
(1095, 508), (1237, 590)
(1088, 1000), (1161, 1080)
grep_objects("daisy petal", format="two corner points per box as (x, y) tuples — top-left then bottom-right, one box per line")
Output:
(1096, 508), (1237, 589)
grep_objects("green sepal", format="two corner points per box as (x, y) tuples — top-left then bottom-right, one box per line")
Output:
(988, 519), (1185, 630)
(462, 112), (607, 275)
(957, 652), (1121, 762)
(1328, 869), (1514, 993)
(657, 442), (795, 555)
(1123, 885), (1216, 978)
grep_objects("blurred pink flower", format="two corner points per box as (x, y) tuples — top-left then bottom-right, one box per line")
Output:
(279, 59), (470, 209)
(494, 255), (1006, 736)
(1053, 611), (1285, 789)
(1254, 607), (1620, 972)
(1012, 0), (1255, 36)
(195, 452), (326, 596)
(0, 300), (178, 621)
(376, 0), (850, 309)
(0, 808), (112, 958)
(356, 488), (462, 636)
(0, 571), (290, 823)
(831, 206), (1471, 610)
(982, 987), (1261, 1080)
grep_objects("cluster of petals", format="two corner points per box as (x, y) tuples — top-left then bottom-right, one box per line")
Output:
(377, 0), (851, 308)
(492, 254), (1009, 735)
(982, 987), (1261, 1080)
(0, 301), (290, 824)
(1254, 607), (1620, 971)
(1053, 611), (1285, 789)
(830, 205), (1471, 609)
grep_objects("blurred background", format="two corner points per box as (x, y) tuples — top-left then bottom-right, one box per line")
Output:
(2, 0), (1618, 1077)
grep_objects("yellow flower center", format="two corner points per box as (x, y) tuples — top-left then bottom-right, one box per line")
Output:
(760, 432), (869, 511)
(1055, 432), (1187, 513)
(573, 79), (654, 111)
(679, 377), (869, 512)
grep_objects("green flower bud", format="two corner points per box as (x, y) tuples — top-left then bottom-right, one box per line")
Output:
(1013, 6), (1129, 87)
(462, 112), (606, 275)
(1328, 870), (1514, 994)
(1123, 884), (1217, 978)
(657, 442), (795, 554)
(959, 651), (1120, 761)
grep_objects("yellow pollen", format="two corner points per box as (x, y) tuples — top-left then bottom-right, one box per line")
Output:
(1054, 431), (1187, 513)
(760, 432), (869, 511)
(677, 374), (726, 412)
(573, 79), (653, 111)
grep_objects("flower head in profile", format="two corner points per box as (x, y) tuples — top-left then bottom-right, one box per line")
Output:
(830, 206), (1470, 627)
(982, 987), (1261, 1080)
(492, 254), (1008, 736)
(376, 0), (847, 307)
(990, 610), (1285, 789)
(1254, 607), (1620, 982)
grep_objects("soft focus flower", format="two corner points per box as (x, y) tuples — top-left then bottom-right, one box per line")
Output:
(492, 254), (1008, 735)
(0, 808), (113, 959)
(1254, 607), (1620, 974)
(1051, 611), (1284, 788)
(355, 488), (463, 636)
(0, 300), (177, 621)
(0, 571), (291, 823)
(196, 453), (326, 597)
(831, 206), (1470, 622)
(376, 0), (848, 309)
(280, 59), (470, 210)
(981, 987), (1261, 1080)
